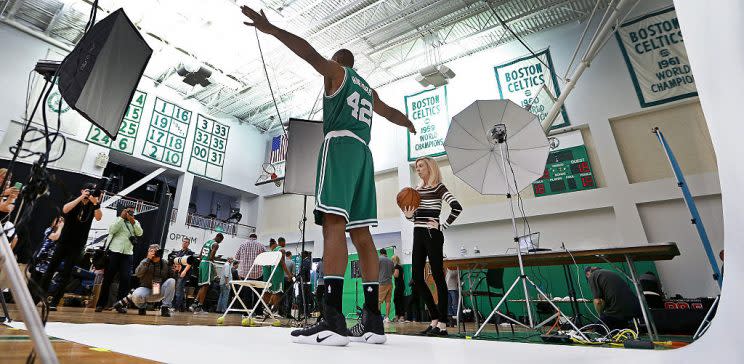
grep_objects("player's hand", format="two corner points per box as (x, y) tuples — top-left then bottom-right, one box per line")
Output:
(427, 218), (440, 230)
(407, 122), (416, 135)
(402, 206), (416, 219)
(241, 6), (276, 34)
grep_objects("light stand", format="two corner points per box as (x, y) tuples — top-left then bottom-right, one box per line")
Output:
(291, 195), (309, 327)
(473, 124), (588, 341)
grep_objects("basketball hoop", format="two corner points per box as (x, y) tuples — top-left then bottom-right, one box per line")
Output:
(255, 162), (282, 187)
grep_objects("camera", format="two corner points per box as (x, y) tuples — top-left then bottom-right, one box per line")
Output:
(155, 248), (165, 259)
(169, 255), (197, 266)
(87, 177), (112, 198)
(129, 236), (138, 244)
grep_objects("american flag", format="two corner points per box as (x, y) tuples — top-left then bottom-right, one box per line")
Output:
(269, 134), (288, 163)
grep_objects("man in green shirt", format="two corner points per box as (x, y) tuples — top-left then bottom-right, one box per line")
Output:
(96, 206), (143, 311)
(191, 233), (223, 313)
(242, 6), (416, 346)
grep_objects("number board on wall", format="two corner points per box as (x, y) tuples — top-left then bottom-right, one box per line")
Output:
(532, 130), (596, 197)
(85, 90), (147, 154)
(142, 97), (192, 167)
(188, 114), (229, 181)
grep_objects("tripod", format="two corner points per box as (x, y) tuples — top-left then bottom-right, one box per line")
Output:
(473, 132), (588, 341)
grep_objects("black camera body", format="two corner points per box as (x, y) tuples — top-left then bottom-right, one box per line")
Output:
(88, 177), (111, 198)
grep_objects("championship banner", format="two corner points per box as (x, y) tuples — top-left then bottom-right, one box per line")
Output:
(615, 7), (697, 107)
(405, 86), (449, 161)
(494, 49), (569, 130)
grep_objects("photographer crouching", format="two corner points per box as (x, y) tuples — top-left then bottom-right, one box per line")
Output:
(111, 244), (175, 317)
(96, 206), (143, 312)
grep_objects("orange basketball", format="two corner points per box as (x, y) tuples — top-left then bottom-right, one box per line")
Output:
(396, 187), (421, 210)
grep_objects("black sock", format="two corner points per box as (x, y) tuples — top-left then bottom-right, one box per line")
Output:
(324, 276), (344, 313)
(362, 282), (380, 314)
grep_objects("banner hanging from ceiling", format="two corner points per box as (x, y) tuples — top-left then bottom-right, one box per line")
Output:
(615, 7), (697, 107)
(406, 86), (449, 161)
(494, 49), (570, 130)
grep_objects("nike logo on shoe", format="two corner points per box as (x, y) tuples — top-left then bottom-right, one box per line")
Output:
(364, 333), (374, 341)
(316, 334), (333, 343)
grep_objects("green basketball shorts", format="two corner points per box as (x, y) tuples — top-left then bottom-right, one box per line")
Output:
(198, 261), (213, 286)
(314, 132), (378, 231)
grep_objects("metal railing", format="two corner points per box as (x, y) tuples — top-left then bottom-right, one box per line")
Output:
(100, 191), (159, 215)
(185, 212), (256, 238)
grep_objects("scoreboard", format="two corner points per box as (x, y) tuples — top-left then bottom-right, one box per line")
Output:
(532, 131), (596, 197)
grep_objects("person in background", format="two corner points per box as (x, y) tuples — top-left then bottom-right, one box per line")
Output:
(112, 244), (174, 317)
(217, 257), (235, 313)
(37, 182), (102, 310)
(192, 233), (223, 313)
(29, 216), (64, 284)
(585, 266), (641, 330)
(263, 237), (292, 316)
(378, 249), (394, 323)
(391, 255), (405, 323)
(284, 250), (296, 317)
(0, 168), (20, 250)
(403, 157), (463, 337)
(445, 267), (459, 326)
(96, 206), (143, 312)
(234, 233), (266, 315)
(170, 237), (195, 311)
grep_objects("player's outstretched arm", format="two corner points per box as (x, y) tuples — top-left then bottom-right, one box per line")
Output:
(241, 6), (343, 80)
(373, 90), (416, 134)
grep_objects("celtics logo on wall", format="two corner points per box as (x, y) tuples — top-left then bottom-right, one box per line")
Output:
(47, 89), (70, 114)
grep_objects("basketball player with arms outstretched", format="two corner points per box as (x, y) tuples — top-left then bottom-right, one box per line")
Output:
(242, 6), (416, 346)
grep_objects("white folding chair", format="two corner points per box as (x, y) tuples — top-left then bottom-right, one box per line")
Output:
(220, 251), (282, 325)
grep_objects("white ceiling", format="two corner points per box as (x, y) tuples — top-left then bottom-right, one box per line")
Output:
(0, 0), (609, 133)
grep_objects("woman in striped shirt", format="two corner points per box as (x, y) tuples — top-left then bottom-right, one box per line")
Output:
(403, 157), (462, 336)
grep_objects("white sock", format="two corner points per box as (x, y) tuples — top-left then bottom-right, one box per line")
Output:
(430, 320), (439, 327)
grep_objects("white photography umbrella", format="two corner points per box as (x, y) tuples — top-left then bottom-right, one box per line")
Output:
(443, 99), (549, 195)
(443, 99), (588, 340)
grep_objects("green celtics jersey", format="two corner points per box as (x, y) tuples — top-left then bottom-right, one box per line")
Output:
(199, 239), (216, 261)
(323, 67), (373, 144)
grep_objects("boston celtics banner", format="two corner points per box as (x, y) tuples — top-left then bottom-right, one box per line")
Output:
(406, 86), (448, 161)
(615, 7), (697, 107)
(494, 49), (569, 129)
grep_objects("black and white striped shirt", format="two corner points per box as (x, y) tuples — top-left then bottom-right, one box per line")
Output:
(407, 183), (462, 229)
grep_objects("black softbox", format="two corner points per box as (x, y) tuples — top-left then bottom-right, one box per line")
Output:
(58, 8), (152, 139)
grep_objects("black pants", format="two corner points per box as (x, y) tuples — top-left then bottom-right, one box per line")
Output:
(35, 242), (84, 306)
(393, 287), (404, 317)
(412, 227), (448, 322)
(97, 252), (133, 308)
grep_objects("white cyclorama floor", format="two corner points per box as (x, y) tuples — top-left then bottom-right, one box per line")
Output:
(6, 321), (684, 364)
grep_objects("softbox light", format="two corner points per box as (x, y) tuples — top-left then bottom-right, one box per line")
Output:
(58, 8), (152, 139)
(284, 119), (324, 196)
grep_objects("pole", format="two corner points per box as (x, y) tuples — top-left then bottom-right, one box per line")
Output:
(0, 232), (59, 363)
(541, 0), (639, 132)
(497, 141), (533, 327)
(653, 128), (722, 288)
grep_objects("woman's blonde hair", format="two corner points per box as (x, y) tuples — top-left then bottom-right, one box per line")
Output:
(391, 255), (400, 265)
(415, 157), (442, 188)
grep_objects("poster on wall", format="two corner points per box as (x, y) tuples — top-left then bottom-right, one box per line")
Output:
(405, 86), (449, 161)
(494, 49), (570, 129)
(531, 130), (596, 197)
(188, 114), (230, 181)
(615, 7), (697, 107)
(141, 97), (192, 167)
(86, 90), (147, 154)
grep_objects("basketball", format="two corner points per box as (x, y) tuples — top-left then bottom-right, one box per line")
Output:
(397, 187), (421, 210)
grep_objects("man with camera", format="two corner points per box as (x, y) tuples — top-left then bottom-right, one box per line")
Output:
(35, 182), (102, 310)
(170, 237), (195, 311)
(96, 206), (143, 312)
(112, 244), (175, 317)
